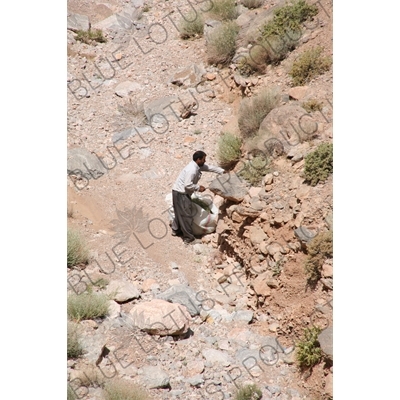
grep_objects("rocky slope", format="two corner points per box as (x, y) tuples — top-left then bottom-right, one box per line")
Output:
(67, 0), (333, 399)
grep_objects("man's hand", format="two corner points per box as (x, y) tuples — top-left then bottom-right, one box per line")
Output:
(199, 185), (206, 192)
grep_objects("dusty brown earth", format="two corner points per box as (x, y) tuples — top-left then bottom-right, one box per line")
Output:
(67, 0), (333, 399)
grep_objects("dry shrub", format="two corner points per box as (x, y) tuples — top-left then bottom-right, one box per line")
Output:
(238, 88), (281, 138)
(207, 21), (239, 66)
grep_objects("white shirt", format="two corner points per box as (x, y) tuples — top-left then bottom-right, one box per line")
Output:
(173, 160), (224, 194)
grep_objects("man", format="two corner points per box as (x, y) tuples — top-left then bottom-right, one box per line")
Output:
(171, 151), (225, 244)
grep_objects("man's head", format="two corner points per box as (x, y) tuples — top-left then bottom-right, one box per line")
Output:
(193, 150), (206, 166)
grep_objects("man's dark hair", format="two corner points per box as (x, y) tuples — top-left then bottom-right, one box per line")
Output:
(193, 151), (206, 162)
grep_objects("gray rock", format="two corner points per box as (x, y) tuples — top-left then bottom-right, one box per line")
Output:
(67, 147), (107, 180)
(294, 226), (317, 243)
(157, 284), (202, 316)
(318, 327), (333, 358)
(250, 104), (319, 157)
(144, 95), (178, 125)
(186, 374), (204, 387)
(67, 13), (90, 32)
(170, 64), (206, 88)
(115, 81), (143, 97)
(140, 366), (170, 388)
(202, 349), (233, 366)
(232, 310), (253, 323)
(106, 280), (141, 303)
(209, 173), (248, 202)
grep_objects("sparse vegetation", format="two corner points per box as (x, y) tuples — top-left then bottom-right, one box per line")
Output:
(238, 88), (281, 138)
(179, 10), (204, 39)
(67, 291), (110, 321)
(242, 0), (264, 9)
(238, 153), (270, 185)
(260, 0), (318, 40)
(235, 383), (262, 400)
(75, 29), (107, 44)
(103, 378), (149, 400)
(304, 230), (333, 284)
(304, 142), (333, 186)
(290, 47), (332, 86)
(67, 322), (84, 359)
(217, 132), (242, 169)
(302, 99), (323, 113)
(296, 326), (322, 369)
(142, 4), (151, 12)
(207, 21), (239, 66)
(67, 204), (74, 218)
(208, 0), (239, 21)
(67, 228), (90, 268)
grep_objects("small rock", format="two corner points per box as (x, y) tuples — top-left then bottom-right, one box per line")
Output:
(140, 366), (170, 389)
(106, 280), (141, 303)
(186, 374), (204, 387)
(318, 327), (333, 358)
(288, 86), (309, 100)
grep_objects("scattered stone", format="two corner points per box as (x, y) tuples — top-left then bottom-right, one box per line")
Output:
(114, 81), (143, 97)
(186, 374), (204, 387)
(318, 327), (333, 359)
(67, 13), (90, 32)
(249, 226), (268, 246)
(129, 299), (191, 336)
(107, 300), (121, 319)
(156, 284), (202, 316)
(67, 147), (107, 180)
(202, 349), (232, 366)
(232, 310), (253, 323)
(106, 280), (141, 303)
(170, 64), (206, 88)
(252, 273), (272, 297)
(294, 226), (317, 243)
(140, 365), (170, 389)
(288, 86), (309, 100)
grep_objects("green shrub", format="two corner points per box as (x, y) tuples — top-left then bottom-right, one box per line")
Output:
(67, 292), (110, 322)
(235, 383), (262, 400)
(207, 21), (239, 66)
(237, 35), (297, 75)
(67, 228), (90, 268)
(103, 378), (149, 400)
(296, 326), (322, 369)
(76, 29), (107, 44)
(304, 142), (333, 186)
(208, 0), (239, 21)
(238, 154), (270, 185)
(217, 132), (242, 169)
(304, 230), (333, 284)
(242, 0), (264, 9)
(67, 322), (83, 359)
(302, 98), (323, 113)
(260, 0), (318, 40)
(179, 10), (204, 39)
(238, 88), (281, 138)
(290, 47), (332, 86)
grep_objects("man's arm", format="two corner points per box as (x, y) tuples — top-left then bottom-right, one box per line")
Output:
(200, 164), (225, 174)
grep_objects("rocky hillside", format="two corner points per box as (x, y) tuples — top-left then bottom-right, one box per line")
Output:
(67, 0), (333, 399)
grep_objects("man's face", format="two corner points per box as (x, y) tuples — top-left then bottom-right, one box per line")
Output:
(197, 156), (206, 166)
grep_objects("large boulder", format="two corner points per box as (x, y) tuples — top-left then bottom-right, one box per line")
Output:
(67, 147), (108, 180)
(248, 104), (320, 157)
(209, 173), (248, 202)
(129, 299), (191, 336)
